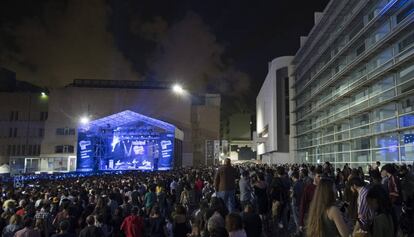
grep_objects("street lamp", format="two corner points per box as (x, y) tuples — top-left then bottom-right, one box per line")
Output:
(80, 116), (90, 125)
(172, 84), (185, 95)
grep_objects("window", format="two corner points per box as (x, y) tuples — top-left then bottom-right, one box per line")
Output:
(400, 95), (414, 113)
(396, 3), (414, 24)
(40, 112), (48, 121)
(352, 150), (370, 162)
(55, 145), (74, 154)
(55, 145), (62, 153)
(366, 0), (389, 22)
(373, 148), (399, 162)
(400, 146), (414, 161)
(400, 113), (414, 127)
(351, 113), (370, 128)
(38, 128), (44, 138)
(334, 58), (346, 74)
(8, 128), (17, 138)
(398, 65), (414, 84)
(370, 22), (390, 46)
(17, 145), (21, 156)
(372, 103), (396, 122)
(9, 111), (18, 121)
(356, 43), (365, 56)
(336, 131), (350, 141)
(33, 145), (38, 155)
(398, 65), (414, 94)
(369, 76), (395, 105)
(56, 128), (75, 135)
(374, 133), (399, 149)
(349, 19), (364, 40)
(399, 32), (414, 52)
(370, 76), (394, 95)
(352, 137), (371, 150)
(337, 142), (350, 152)
(372, 118), (397, 133)
(337, 152), (350, 163)
(351, 125), (370, 138)
(12, 145), (16, 156)
(367, 47), (393, 72)
(7, 145), (11, 156)
(28, 145), (33, 155)
(401, 130), (414, 161)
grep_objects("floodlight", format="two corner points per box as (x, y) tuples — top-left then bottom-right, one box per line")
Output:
(80, 116), (90, 125)
(172, 84), (185, 94)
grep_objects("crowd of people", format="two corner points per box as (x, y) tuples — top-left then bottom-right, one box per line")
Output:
(0, 158), (413, 237)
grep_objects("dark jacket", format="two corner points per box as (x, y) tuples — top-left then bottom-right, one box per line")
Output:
(79, 225), (104, 237)
(214, 165), (238, 192)
(242, 212), (262, 237)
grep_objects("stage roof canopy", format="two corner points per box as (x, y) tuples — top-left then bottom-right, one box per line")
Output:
(83, 110), (176, 132)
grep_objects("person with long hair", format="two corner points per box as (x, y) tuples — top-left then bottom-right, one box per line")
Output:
(366, 185), (396, 237)
(306, 178), (350, 237)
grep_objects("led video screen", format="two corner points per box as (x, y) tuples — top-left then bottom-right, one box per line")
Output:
(76, 131), (174, 172)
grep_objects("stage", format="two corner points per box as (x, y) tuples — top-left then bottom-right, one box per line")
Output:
(77, 110), (183, 172)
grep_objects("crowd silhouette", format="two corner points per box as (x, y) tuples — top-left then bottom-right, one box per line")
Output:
(1, 159), (413, 237)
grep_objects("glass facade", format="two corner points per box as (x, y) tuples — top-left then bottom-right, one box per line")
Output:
(293, 0), (414, 167)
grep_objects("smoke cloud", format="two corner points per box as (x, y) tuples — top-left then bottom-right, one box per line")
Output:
(131, 16), (168, 42)
(0, 2), (251, 112)
(147, 12), (251, 97)
(0, 0), (140, 87)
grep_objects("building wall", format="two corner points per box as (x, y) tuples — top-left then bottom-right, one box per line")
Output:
(256, 56), (293, 163)
(192, 101), (221, 166)
(276, 67), (290, 152)
(0, 92), (48, 164)
(291, 0), (414, 167)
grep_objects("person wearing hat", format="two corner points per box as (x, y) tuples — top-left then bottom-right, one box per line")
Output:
(2, 198), (16, 212)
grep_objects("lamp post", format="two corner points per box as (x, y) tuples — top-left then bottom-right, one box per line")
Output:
(79, 116), (90, 125)
(172, 83), (186, 95)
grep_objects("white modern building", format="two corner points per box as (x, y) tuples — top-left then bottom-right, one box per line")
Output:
(291, 0), (414, 167)
(256, 56), (294, 164)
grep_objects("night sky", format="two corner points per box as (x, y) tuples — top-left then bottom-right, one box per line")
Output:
(0, 0), (329, 114)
